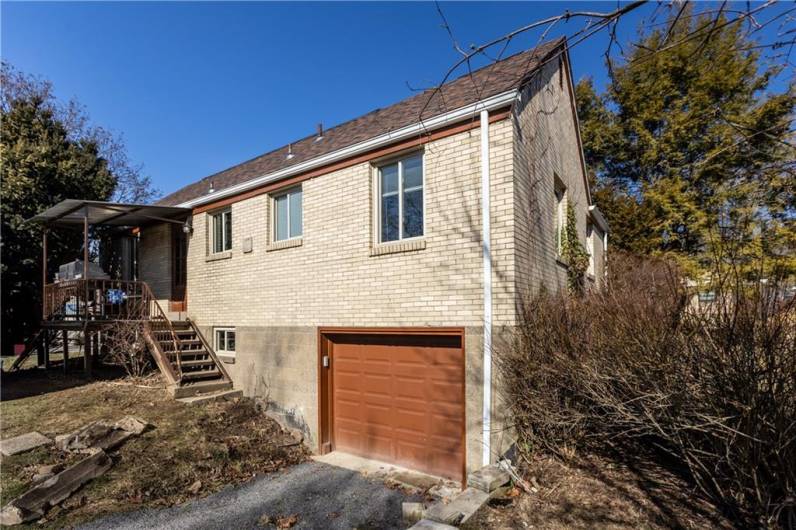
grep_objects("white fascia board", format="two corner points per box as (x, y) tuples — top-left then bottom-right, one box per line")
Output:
(177, 90), (518, 209)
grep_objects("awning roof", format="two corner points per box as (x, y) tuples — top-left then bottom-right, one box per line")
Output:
(28, 199), (191, 229)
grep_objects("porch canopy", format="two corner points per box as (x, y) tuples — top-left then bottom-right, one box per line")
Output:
(28, 199), (191, 229)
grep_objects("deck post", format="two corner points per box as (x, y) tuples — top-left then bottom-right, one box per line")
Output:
(84, 331), (93, 375)
(42, 228), (48, 320)
(44, 330), (51, 370)
(62, 329), (69, 373)
(83, 214), (89, 320)
(36, 340), (45, 366)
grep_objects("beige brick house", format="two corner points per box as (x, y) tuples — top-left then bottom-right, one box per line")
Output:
(137, 38), (608, 482)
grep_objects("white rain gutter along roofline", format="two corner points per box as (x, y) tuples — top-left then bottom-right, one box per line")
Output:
(177, 90), (519, 209)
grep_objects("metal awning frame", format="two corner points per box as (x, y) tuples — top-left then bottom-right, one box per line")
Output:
(28, 199), (192, 320)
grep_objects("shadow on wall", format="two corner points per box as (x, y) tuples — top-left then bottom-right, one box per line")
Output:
(250, 365), (313, 440)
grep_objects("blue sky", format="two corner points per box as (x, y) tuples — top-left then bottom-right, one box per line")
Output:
(2, 2), (792, 199)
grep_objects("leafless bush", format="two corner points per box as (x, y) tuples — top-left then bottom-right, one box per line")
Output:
(497, 253), (796, 528)
(103, 320), (152, 379)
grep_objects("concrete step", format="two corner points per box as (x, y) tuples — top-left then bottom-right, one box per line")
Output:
(177, 389), (242, 406)
(424, 487), (489, 526)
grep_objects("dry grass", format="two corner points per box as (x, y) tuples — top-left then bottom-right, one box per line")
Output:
(464, 454), (734, 530)
(0, 369), (307, 528)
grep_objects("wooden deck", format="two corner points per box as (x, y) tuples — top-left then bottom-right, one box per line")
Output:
(10, 279), (232, 396)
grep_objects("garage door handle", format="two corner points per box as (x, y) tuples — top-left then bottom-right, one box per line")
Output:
(322, 355), (330, 368)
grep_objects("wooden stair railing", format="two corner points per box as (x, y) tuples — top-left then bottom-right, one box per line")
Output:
(186, 318), (232, 383)
(140, 283), (183, 384)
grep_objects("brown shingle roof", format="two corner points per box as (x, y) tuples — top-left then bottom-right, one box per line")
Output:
(158, 38), (564, 206)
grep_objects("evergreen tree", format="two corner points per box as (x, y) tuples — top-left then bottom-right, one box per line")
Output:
(576, 6), (795, 276)
(0, 64), (155, 353)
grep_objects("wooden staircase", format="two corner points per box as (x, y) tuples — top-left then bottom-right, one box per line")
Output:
(144, 318), (234, 399)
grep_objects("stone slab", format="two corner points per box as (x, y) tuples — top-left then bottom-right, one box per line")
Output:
(0, 450), (112, 525)
(409, 519), (458, 530)
(468, 464), (511, 493)
(402, 501), (426, 524)
(424, 487), (489, 526)
(55, 423), (132, 454)
(0, 432), (52, 457)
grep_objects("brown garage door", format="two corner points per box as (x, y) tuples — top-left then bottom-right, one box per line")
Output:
(321, 331), (464, 481)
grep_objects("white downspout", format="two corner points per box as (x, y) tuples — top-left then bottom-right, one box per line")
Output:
(480, 109), (492, 467)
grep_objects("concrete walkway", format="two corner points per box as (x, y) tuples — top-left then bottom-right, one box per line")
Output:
(79, 460), (422, 530)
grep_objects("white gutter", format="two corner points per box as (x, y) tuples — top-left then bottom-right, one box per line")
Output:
(480, 109), (493, 467)
(177, 90), (518, 209)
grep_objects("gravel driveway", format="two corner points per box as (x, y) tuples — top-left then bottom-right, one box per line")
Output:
(79, 460), (421, 530)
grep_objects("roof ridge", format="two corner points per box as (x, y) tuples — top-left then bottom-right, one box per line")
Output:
(158, 38), (564, 205)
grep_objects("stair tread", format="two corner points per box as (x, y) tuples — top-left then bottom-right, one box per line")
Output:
(180, 359), (216, 367)
(181, 369), (221, 380)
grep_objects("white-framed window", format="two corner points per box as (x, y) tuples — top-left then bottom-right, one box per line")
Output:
(211, 208), (232, 253)
(586, 223), (595, 275)
(554, 178), (566, 257)
(214, 327), (236, 356)
(272, 186), (303, 241)
(377, 153), (424, 243)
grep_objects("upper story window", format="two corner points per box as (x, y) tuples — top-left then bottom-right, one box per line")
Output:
(211, 208), (232, 253)
(554, 178), (566, 257)
(273, 186), (303, 241)
(378, 153), (423, 243)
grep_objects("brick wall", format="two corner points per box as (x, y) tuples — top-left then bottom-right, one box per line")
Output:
(512, 56), (591, 306)
(184, 120), (515, 329)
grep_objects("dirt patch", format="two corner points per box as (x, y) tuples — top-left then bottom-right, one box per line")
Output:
(1, 371), (307, 528)
(463, 454), (734, 530)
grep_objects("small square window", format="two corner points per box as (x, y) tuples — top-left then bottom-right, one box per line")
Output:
(273, 187), (302, 241)
(211, 208), (232, 253)
(377, 153), (423, 243)
(214, 328), (236, 356)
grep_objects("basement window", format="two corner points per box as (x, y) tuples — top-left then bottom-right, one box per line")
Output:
(214, 327), (236, 356)
(377, 153), (424, 243)
(211, 208), (232, 253)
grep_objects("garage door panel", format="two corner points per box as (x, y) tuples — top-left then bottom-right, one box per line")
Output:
(393, 408), (427, 433)
(329, 332), (464, 481)
(335, 372), (364, 391)
(430, 418), (463, 439)
(394, 378), (426, 399)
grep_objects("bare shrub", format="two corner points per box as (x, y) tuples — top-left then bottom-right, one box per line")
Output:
(103, 320), (152, 379)
(497, 253), (796, 528)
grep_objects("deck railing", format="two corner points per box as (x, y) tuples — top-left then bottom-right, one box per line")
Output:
(43, 278), (183, 381)
(44, 279), (151, 321)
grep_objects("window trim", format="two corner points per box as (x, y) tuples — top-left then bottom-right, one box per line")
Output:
(374, 151), (425, 244)
(554, 177), (566, 258)
(213, 327), (236, 356)
(271, 185), (303, 243)
(586, 223), (595, 276)
(209, 207), (232, 254)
